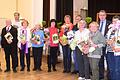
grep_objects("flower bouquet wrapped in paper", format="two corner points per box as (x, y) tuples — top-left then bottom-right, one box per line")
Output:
(4, 32), (13, 44)
(60, 35), (68, 46)
(70, 39), (77, 50)
(19, 34), (26, 41)
(77, 35), (95, 54)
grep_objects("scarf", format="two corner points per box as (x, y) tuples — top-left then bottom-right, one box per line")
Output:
(20, 28), (28, 54)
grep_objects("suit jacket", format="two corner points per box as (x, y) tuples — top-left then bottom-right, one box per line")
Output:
(98, 20), (111, 36)
(1, 25), (18, 48)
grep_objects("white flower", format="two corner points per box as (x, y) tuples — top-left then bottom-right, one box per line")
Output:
(89, 47), (95, 53)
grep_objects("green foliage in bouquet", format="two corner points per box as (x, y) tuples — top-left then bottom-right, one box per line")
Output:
(42, 21), (47, 28)
(57, 22), (62, 29)
(85, 17), (92, 24)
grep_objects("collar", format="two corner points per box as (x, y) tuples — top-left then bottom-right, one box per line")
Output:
(6, 25), (12, 30)
(100, 19), (106, 23)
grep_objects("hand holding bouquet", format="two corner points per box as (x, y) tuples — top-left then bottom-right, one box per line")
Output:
(31, 34), (41, 45)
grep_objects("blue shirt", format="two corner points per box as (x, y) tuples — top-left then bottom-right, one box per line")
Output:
(32, 30), (44, 47)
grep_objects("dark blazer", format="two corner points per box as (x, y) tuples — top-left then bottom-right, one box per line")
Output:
(98, 20), (111, 36)
(72, 24), (79, 32)
(1, 25), (18, 48)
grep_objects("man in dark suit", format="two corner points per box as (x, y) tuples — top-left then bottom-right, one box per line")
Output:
(1, 19), (18, 73)
(98, 10), (111, 80)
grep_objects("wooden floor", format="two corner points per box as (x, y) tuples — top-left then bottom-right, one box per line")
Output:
(0, 52), (78, 80)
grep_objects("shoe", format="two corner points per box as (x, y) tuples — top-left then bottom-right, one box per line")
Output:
(48, 69), (51, 72)
(71, 70), (78, 74)
(78, 77), (85, 80)
(63, 70), (67, 73)
(4, 69), (10, 72)
(66, 70), (71, 73)
(33, 68), (37, 71)
(27, 68), (30, 72)
(20, 68), (24, 71)
(53, 68), (57, 71)
(13, 69), (17, 73)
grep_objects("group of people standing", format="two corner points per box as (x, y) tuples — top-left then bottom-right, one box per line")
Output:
(0, 10), (120, 80)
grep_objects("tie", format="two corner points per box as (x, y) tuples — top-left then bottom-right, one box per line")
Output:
(100, 21), (103, 32)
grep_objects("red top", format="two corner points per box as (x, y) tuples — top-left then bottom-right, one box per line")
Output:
(49, 27), (58, 47)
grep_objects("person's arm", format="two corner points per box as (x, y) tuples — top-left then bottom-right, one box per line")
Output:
(96, 32), (106, 48)
(1, 28), (4, 48)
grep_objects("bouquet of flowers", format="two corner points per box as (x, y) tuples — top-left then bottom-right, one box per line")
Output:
(4, 32), (13, 44)
(60, 34), (68, 46)
(19, 34), (26, 41)
(77, 36), (95, 54)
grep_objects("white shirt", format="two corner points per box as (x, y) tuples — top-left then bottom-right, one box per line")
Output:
(6, 26), (12, 31)
(12, 20), (21, 28)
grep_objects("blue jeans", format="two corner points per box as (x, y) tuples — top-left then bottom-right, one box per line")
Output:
(62, 45), (71, 72)
(114, 56), (120, 80)
(106, 52), (115, 80)
(73, 50), (78, 71)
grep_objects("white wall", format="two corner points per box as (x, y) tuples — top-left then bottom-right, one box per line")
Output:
(18, 0), (33, 27)
(0, 0), (16, 19)
(32, 0), (43, 26)
(50, 0), (56, 19)
(73, 0), (88, 24)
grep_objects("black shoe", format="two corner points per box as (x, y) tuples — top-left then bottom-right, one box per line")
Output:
(71, 71), (78, 74)
(63, 70), (67, 73)
(33, 68), (37, 71)
(13, 69), (17, 73)
(4, 69), (10, 72)
(27, 68), (30, 72)
(20, 68), (24, 71)
(53, 68), (57, 71)
(48, 69), (51, 72)
(66, 70), (71, 73)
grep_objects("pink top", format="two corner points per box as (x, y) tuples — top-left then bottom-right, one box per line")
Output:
(49, 27), (58, 47)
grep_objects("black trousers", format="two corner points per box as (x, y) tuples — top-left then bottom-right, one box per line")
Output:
(76, 47), (90, 79)
(47, 46), (58, 70)
(4, 46), (17, 70)
(19, 48), (30, 69)
(99, 47), (106, 79)
(32, 47), (43, 69)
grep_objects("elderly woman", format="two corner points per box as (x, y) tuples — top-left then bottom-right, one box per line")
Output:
(59, 15), (73, 73)
(74, 20), (90, 80)
(31, 24), (44, 71)
(88, 22), (106, 80)
(18, 19), (31, 72)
